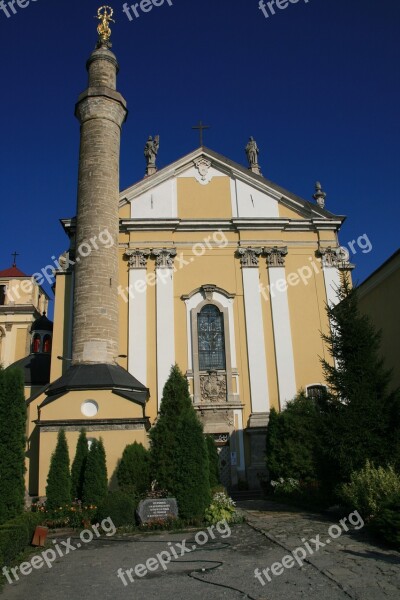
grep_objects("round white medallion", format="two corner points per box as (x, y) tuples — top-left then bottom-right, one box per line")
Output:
(81, 400), (99, 417)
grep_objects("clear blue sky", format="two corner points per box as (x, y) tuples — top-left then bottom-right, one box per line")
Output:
(1, 0), (399, 312)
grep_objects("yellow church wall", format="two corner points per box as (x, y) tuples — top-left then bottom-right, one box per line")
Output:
(37, 427), (148, 497)
(50, 272), (73, 381)
(14, 327), (29, 361)
(318, 231), (339, 243)
(285, 251), (330, 390)
(173, 248), (237, 298)
(119, 203), (130, 219)
(358, 254), (400, 391)
(278, 204), (304, 219)
(174, 293), (188, 374)
(118, 250), (129, 372)
(26, 389), (147, 496)
(39, 390), (144, 421)
(177, 177), (232, 219)
(3, 277), (35, 306)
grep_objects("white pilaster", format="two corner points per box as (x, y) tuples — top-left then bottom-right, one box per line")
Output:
(319, 246), (345, 307)
(267, 259), (297, 409)
(128, 269), (147, 385)
(154, 249), (176, 409)
(323, 266), (342, 307)
(239, 248), (270, 414)
(126, 250), (150, 386)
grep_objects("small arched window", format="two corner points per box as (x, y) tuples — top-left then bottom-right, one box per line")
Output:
(32, 334), (41, 353)
(306, 385), (327, 400)
(197, 304), (226, 371)
(43, 335), (52, 354)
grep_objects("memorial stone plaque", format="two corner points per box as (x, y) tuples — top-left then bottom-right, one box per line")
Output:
(137, 498), (178, 524)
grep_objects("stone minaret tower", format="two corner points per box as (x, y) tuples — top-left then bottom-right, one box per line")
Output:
(72, 14), (127, 365)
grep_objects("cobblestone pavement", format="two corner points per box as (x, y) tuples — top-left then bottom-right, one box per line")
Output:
(240, 499), (400, 600)
(1, 502), (399, 599)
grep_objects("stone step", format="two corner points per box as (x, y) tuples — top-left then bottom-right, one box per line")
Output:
(230, 490), (264, 501)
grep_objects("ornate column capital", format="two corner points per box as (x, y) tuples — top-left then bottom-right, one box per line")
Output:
(317, 246), (354, 270)
(237, 247), (263, 268)
(125, 249), (150, 269)
(152, 248), (177, 269)
(264, 246), (288, 267)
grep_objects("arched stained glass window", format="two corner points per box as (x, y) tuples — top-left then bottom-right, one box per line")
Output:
(32, 334), (41, 353)
(198, 304), (226, 371)
(43, 335), (52, 354)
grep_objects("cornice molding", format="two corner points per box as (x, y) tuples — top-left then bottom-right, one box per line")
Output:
(181, 284), (235, 301)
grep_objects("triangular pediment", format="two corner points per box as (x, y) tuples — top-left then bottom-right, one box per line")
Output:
(119, 147), (344, 229)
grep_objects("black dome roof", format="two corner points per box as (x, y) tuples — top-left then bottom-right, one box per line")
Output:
(7, 353), (51, 386)
(31, 313), (53, 333)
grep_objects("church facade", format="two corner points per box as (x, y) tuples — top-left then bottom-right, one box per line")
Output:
(15, 14), (354, 496)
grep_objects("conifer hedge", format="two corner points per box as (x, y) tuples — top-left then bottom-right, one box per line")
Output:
(150, 365), (211, 519)
(71, 429), (88, 501)
(117, 442), (150, 496)
(46, 429), (71, 510)
(82, 438), (108, 506)
(0, 367), (27, 524)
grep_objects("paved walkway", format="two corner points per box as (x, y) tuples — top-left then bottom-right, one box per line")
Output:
(240, 499), (400, 600)
(1, 501), (399, 599)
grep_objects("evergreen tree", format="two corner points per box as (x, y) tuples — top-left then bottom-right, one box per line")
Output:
(117, 442), (150, 496)
(0, 367), (27, 524)
(320, 277), (400, 487)
(150, 365), (211, 519)
(205, 434), (220, 489)
(71, 429), (88, 501)
(265, 393), (322, 482)
(82, 438), (108, 505)
(46, 429), (71, 510)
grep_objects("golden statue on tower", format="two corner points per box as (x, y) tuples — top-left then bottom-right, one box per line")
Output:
(96, 6), (115, 48)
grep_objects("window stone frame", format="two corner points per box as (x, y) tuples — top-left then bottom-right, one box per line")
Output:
(191, 298), (234, 405)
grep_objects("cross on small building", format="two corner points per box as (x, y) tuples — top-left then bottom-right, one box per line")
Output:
(11, 251), (19, 267)
(192, 120), (210, 147)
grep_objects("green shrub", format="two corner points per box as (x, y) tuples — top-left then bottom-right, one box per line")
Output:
(270, 477), (300, 495)
(82, 438), (108, 506)
(204, 491), (238, 525)
(0, 512), (43, 566)
(370, 498), (400, 547)
(31, 501), (97, 529)
(339, 461), (400, 520)
(71, 429), (88, 501)
(205, 435), (220, 489)
(46, 429), (71, 510)
(117, 442), (150, 496)
(96, 491), (137, 527)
